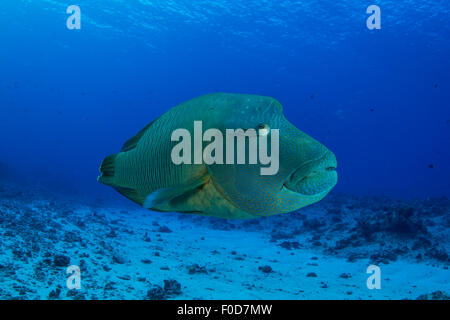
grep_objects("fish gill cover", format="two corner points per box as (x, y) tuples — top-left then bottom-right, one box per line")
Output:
(0, 0), (449, 300)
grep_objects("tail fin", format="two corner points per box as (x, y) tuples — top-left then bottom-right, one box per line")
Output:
(97, 154), (118, 186)
(97, 153), (145, 206)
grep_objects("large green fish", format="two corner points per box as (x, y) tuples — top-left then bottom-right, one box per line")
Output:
(98, 93), (337, 219)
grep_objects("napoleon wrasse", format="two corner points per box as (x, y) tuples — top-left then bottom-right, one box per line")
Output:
(98, 93), (337, 219)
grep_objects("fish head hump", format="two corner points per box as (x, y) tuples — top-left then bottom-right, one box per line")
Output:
(205, 93), (338, 217)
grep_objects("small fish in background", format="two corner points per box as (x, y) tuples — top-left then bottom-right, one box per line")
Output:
(370, 108), (375, 112)
(434, 83), (438, 89)
(98, 93), (338, 219)
(428, 164), (435, 169)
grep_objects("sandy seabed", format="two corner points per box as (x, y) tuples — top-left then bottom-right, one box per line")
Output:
(0, 185), (449, 300)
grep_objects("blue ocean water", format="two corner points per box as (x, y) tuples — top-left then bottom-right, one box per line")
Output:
(0, 0), (449, 300)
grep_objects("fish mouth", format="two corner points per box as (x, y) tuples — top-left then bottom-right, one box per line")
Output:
(283, 152), (338, 196)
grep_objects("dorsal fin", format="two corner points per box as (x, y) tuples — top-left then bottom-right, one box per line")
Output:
(121, 118), (158, 152)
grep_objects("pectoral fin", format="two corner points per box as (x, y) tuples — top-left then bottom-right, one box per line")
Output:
(143, 170), (210, 212)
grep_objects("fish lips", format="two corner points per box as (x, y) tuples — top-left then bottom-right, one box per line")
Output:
(283, 152), (338, 196)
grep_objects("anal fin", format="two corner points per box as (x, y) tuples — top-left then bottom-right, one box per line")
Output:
(115, 186), (145, 206)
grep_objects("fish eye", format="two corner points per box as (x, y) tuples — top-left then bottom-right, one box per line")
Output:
(257, 123), (270, 136)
